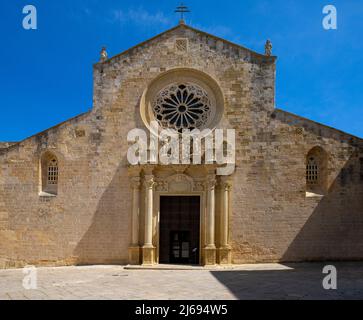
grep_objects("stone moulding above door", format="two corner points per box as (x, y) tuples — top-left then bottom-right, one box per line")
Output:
(155, 173), (206, 193)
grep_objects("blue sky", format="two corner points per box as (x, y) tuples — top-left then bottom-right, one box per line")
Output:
(0, 0), (362, 141)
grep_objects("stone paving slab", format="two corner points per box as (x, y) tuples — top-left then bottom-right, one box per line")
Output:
(0, 262), (363, 300)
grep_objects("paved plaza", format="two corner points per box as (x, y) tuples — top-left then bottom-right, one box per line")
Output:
(0, 262), (363, 300)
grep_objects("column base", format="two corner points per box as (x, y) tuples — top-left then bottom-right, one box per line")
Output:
(203, 246), (216, 266)
(128, 246), (141, 265)
(142, 245), (155, 266)
(218, 246), (232, 265)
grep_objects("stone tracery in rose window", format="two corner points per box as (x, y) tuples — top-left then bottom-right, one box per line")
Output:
(152, 83), (212, 132)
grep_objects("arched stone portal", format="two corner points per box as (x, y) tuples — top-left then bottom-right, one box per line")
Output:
(128, 165), (232, 266)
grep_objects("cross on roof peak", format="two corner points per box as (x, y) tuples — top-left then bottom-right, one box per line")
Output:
(175, 3), (191, 24)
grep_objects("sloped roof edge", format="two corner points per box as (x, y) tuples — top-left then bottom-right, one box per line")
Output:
(1, 111), (91, 153)
(96, 23), (276, 65)
(275, 108), (363, 141)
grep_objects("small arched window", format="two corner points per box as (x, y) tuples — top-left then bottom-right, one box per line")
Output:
(306, 147), (328, 196)
(40, 152), (59, 196)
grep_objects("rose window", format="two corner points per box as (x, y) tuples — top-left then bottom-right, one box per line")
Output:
(152, 83), (212, 131)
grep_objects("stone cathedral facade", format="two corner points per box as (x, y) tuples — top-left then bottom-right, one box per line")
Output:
(0, 22), (363, 268)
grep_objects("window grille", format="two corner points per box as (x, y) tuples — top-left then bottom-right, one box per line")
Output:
(306, 157), (318, 184)
(175, 39), (188, 52)
(47, 159), (58, 185)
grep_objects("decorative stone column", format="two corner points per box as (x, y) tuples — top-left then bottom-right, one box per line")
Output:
(142, 170), (156, 265)
(128, 172), (141, 265)
(218, 178), (232, 265)
(203, 173), (217, 265)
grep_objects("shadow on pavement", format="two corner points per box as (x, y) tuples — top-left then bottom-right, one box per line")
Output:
(210, 262), (363, 300)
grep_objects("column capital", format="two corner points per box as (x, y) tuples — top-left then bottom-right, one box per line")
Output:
(206, 175), (217, 191)
(220, 177), (232, 192)
(130, 177), (141, 190)
(144, 175), (156, 190)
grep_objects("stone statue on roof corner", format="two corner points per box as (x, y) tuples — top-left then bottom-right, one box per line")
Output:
(100, 47), (108, 62)
(265, 40), (272, 56)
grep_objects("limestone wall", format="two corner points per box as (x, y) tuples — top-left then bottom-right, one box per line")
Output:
(0, 112), (132, 268)
(231, 109), (363, 263)
(0, 24), (362, 268)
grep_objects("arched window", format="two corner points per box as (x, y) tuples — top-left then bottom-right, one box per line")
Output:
(40, 152), (59, 196)
(306, 147), (328, 196)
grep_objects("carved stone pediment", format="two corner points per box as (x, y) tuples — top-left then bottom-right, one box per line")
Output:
(166, 173), (194, 193)
(148, 165), (219, 194)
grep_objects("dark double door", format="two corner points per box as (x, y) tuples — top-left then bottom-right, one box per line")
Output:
(159, 196), (200, 265)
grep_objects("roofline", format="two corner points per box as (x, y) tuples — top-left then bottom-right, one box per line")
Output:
(275, 108), (363, 141)
(95, 23), (276, 66)
(185, 24), (276, 60)
(1, 111), (91, 152)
